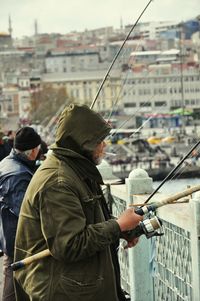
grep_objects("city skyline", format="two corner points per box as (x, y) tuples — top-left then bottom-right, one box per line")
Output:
(0, 0), (200, 38)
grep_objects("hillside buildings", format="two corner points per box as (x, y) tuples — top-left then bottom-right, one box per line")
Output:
(0, 16), (199, 130)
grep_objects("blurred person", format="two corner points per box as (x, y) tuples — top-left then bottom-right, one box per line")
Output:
(2, 130), (15, 146)
(0, 131), (12, 161)
(34, 139), (49, 170)
(0, 126), (41, 301)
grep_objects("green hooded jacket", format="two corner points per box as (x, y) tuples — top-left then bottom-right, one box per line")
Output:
(14, 104), (123, 301)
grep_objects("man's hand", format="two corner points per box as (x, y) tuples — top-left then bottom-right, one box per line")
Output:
(116, 208), (143, 232)
(123, 237), (139, 249)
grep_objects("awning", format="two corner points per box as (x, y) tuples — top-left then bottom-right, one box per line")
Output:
(169, 108), (193, 116)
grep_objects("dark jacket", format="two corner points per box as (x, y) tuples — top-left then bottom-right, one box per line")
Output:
(14, 104), (125, 301)
(0, 150), (34, 257)
(0, 141), (12, 161)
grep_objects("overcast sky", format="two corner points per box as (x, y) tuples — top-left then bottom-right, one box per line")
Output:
(0, 0), (199, 38)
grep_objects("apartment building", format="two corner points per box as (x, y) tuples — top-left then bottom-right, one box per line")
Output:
(122, 64), (200, 116)
(45, 50), (101, 73)
(42, 70), (122, 113)
(0, 85), (20, 129)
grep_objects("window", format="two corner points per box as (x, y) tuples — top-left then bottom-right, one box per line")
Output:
(140, 102), (151, 107)
(124, 103), (136, 108)
(155, 101), (166, 107)
(7, 104), (12, 112)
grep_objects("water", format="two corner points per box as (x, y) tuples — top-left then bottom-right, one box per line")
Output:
(153, 178), (200, 194)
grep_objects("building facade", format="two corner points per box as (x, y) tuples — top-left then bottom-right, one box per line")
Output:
(122, 64), (200, 117)
(42, 70), (122, 113)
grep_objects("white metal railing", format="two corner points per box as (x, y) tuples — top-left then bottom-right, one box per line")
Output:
(104, 181), (200, 301)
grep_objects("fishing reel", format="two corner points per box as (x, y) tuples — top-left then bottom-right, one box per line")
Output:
(123, 214), (163, 240)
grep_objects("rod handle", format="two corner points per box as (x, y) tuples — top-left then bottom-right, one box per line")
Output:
(11, 249), (51, 271)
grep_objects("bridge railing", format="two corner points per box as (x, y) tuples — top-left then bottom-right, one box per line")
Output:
(103, 172), (200, 301)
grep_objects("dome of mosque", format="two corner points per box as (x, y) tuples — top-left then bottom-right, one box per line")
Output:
(0, 32), (10, 37)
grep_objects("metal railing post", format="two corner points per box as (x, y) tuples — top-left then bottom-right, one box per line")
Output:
(190, 192), (200, 300)
(125, 168), (154, 301)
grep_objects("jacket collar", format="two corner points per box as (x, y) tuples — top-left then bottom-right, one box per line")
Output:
(51, 147), (104, 184)
(10, 149), (36, 171)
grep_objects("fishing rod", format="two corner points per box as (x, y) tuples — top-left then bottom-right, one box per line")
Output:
(105, 106), (200, 206)
(12, 1), (199, 274)
(11, 249), (51, 271)
(90, 0), (153, 110)
(124, 183), (199, 241)
(143, 138), (200, 205)
(11, 182), (198, 271)
(104, 74), (200, 201)
(133, 183), (200, 215)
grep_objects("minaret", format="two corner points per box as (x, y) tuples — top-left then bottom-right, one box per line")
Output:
(34, 19), (38, 36)
(120, 16), (123, 30)
(8, 15), (12, 37)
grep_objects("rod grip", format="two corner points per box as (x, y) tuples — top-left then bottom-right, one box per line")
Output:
(11, 261), (25, 271)
(134, 204), (157, 215)
(11, 249), (51, 271)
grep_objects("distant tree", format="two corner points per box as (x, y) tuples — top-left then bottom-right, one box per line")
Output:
(29, 85), (70, 124)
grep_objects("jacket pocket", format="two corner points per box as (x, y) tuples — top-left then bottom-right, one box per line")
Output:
(81, 195), (102, 224)
(54, 274), (103, 301)
(82, 195), (102, 203)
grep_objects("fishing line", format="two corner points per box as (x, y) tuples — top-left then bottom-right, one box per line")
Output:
(146, 128), (200, 184)
(152, 151), (200, 195)
(104, 71), (131, 121)
(136, 128), (200, 185)
(129, 116), (153, 137)
(142, 138), (200, 204)
(98, 45), (183, 138)
(108, 97), (167, 142)
(107, 62), (193, 143)
(107, 85), (164, 139)
(89, 1), (199, 198)
(106, 104), (199, 187)
(90, 0), (153, 110)
(105, 62), (158, 126)
(106, 64), (177, 141)
(100, 38), (149, 120)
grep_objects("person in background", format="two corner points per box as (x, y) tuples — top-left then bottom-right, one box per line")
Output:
(0, 126), (41, 301)
(0, 131), (12, 161)
(14, 104), (142, 301)
(34, 139), (49, 170)
(6, 130), (15, 149)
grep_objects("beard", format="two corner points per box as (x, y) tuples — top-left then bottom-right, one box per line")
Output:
(93, 156), (103, 165)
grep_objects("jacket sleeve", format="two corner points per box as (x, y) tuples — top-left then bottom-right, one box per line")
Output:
(39, 181), (121, 262)
(1, 174), (31, 216)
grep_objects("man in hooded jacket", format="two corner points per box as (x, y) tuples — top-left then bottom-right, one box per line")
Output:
(14, 104), (142, 301)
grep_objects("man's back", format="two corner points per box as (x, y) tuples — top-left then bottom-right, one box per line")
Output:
(0, 126), (41, 301)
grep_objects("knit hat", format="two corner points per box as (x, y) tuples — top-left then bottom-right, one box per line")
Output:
(14, 126), (41, 151)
